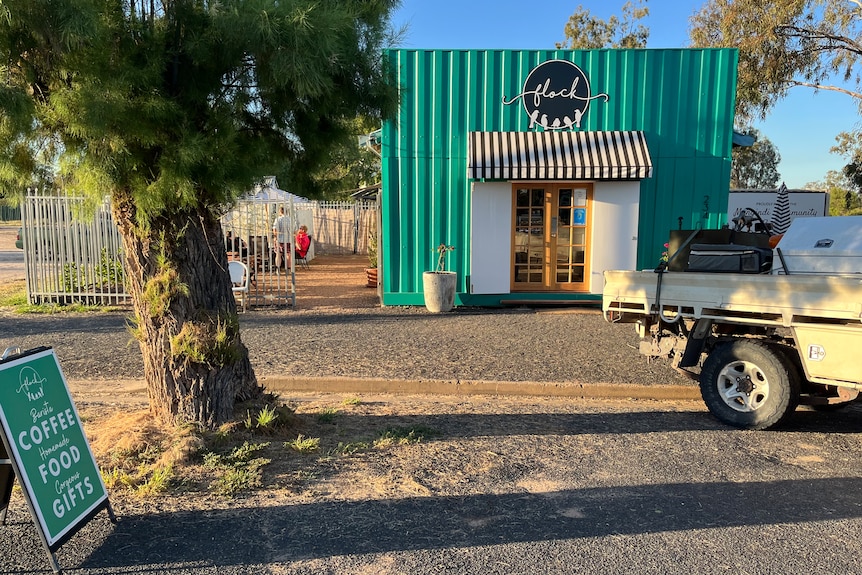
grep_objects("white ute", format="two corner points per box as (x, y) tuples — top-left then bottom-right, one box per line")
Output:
(603, 215), (862, 430)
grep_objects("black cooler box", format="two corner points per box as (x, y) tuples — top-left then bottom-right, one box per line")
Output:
(687, 243), (773, 273)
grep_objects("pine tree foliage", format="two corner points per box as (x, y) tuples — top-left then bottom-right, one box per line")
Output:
(0, 0), (400, 426)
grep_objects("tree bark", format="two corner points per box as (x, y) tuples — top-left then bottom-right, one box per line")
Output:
(112, 191), (262, 427)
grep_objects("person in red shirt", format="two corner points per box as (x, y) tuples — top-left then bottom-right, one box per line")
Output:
(294, 225), (311, 260)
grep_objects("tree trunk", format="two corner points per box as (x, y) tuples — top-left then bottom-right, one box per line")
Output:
(112, 192), (262, 427)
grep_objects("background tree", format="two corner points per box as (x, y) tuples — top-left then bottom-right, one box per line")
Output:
(690, 0), (862, 189)
(0, 0), (399, 427)
(557, 0), (649, 49)
(730, 128), (781, 188)
(807, 170), (862, 215)
(830, 131), (862, 213)
(689, 0), (862, 122)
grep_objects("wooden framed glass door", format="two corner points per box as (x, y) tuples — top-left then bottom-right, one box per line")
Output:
(512, 183), (592, 292)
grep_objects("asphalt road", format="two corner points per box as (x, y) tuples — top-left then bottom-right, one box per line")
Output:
(3, 396), (862, 575)
(0, 225), (24, 282)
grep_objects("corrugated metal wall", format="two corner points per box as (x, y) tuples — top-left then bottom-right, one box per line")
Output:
(381, 48), (739, 306)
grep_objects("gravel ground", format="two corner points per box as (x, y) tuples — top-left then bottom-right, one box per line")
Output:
(0, 255), (692, 389)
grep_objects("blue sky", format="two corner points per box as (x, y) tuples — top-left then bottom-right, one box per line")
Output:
(391, 0), (857, 189)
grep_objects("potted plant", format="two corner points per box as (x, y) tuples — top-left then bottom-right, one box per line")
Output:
(422, 243), (456, 313)
(365, 225), (378, 288)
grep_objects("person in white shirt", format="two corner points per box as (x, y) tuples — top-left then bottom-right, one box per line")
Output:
(272, 206), (290, 269)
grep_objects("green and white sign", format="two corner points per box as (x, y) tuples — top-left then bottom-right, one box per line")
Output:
(0, 348), (108, 547)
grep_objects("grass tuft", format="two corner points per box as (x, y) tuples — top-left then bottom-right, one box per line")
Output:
(284, 434), (320, 453)
(316, 407), (339, 424)
(374, 425), (438, 448)
(204, 441), (272, 497)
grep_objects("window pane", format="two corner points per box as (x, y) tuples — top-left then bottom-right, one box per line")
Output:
(530, 188), (543, 205)
(557, 245), (571, 262)
(572, 228), (585, 245)
(571, 266), (584, 282)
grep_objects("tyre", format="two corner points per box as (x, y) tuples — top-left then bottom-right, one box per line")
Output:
(699, 339), (800, 430)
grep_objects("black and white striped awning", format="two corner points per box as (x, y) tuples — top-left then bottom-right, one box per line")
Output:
(467, 130), (652, 181)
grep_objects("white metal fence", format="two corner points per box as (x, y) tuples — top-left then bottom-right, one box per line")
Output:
(312, 201), (377, 256)
(21, 193), (127, 305)
(21, 192), (377, 306)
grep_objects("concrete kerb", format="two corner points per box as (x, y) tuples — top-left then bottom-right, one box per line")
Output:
(65, 377), (702, 404)
(259, 376), (702, 402)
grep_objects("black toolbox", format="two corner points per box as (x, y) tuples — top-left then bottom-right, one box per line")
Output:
(687, 243), (773, 273)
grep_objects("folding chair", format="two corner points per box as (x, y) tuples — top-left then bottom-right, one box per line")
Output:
(228, 260), (250, 312)
(295, 252), (310, 270)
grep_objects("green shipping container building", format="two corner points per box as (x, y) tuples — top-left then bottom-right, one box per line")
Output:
(380, 48), (739, 307)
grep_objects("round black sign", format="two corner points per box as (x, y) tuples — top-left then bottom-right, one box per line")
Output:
(502, 59), (609, 130)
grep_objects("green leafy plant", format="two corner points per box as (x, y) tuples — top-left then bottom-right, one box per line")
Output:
(61, 262), (83, 293)
(433, 243), (455, 272)
(367, 225), (378, 268)
(95, 248), (125, 291)
(240, 400), (295, 433)
(101, 464), (174, 497)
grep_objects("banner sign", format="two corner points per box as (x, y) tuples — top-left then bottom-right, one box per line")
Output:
(0, 348), (109, 548)
(728, 190), (828, 225)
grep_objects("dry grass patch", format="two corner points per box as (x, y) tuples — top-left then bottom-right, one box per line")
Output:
(87, 410), (202, 497)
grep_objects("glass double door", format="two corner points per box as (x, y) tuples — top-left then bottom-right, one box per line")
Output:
(512, 184), (592, 292)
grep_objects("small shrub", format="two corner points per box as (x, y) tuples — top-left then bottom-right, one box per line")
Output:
(61, 262), (83, 293)
(212, 461), (268, 496)
(284, 434), (320, 453)
(204, 441), (272, 497)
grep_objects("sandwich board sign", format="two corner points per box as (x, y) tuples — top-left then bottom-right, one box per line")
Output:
(0, 346), (114, 573)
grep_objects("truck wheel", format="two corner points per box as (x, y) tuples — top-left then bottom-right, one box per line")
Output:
(699, 340), (800, 430)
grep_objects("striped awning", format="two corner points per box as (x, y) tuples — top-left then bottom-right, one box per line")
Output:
(468, 130), (652, 181)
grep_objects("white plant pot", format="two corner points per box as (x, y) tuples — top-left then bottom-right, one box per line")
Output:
(422, 271), (457, 313)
